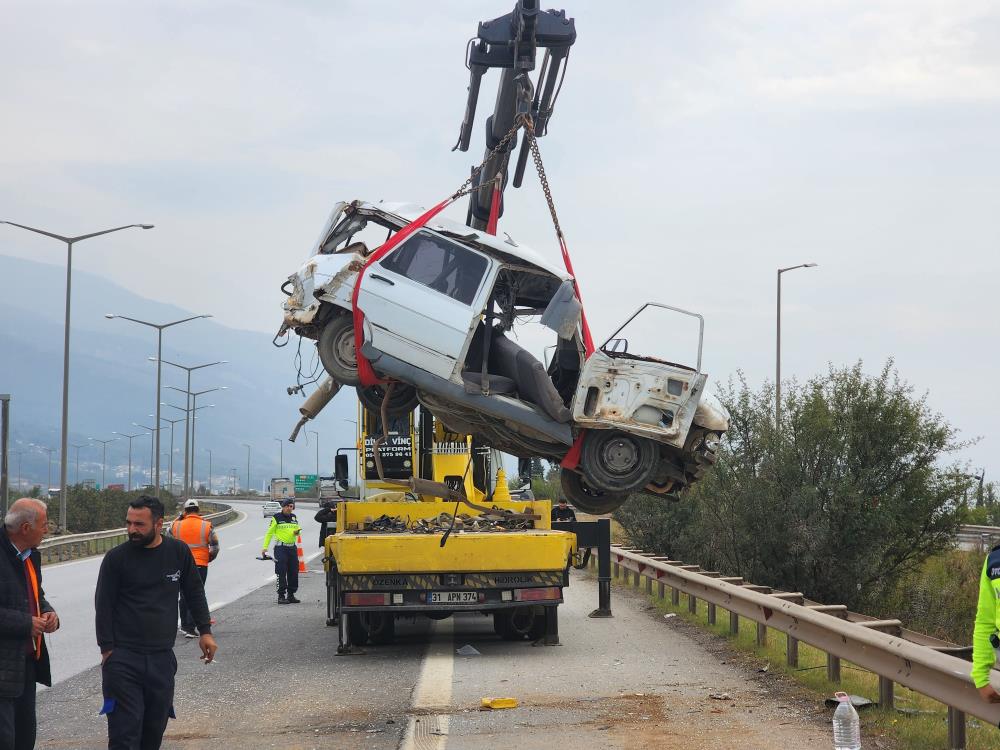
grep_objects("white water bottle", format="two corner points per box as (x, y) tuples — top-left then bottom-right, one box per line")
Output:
(832, 691), (861, 749)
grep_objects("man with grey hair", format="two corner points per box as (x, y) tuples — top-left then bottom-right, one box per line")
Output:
(0, 498), (59, 749)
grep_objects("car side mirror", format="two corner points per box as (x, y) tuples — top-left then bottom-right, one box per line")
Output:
(540, 280), (582, 340)
(334, 454), (350, 489)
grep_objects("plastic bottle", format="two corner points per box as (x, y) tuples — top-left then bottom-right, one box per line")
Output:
(832, 691), (861, 750)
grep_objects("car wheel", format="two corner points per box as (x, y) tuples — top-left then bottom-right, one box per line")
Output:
(365, 612), (396, 645)
(495, 608), (537, 641)
(580, 430), (657, 492)
(559, 470), (628, 515)
(317, 315), (361, 386)
(357, 383), (420, 416)
(347, 613), (369, 646)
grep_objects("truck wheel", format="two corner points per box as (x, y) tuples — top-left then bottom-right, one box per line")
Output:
(367, 612), (396, 645)
(496, 608), (536, 640)
(318, 315), (361, 386)
(347, 613), (369, 647)
(528, 606), (547, 641)
(581, 430), (657, 493)
(357, 383), (420, 416)
(560, 470), (628, 515)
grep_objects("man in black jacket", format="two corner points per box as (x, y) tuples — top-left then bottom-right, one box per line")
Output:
(0, 497), (59, 750)
(96, 495), (217, 750)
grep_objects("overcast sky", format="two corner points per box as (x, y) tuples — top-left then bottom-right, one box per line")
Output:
(2, 0), (998, 476)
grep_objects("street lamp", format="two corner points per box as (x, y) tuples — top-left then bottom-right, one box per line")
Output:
(167, 386), (224, 496)
(155, 415), (185, 493)
(2, 220), (152, 530)
(69, 443), (86, 486)
(107, 315), (211, 496)
(31, 445), (56, 494)
(132, 422), (161, 489)
(274, 437), (284, 477)
(242, 443), (252, 497)
(112, 432), (144, 491)
(205, 448), (213, 496)
(155, 359), (225, 496)
(776, 263), (818, 431)
(88, 437), (116, 489)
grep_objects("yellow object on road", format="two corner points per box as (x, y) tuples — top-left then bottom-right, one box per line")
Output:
(480, 697), (519, 710)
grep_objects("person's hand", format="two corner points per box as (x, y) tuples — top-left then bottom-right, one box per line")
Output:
(979, 684), (1000, 703)
(41, 611), (59, 633)
(30, 617), (45, 637)
(199, 634), (218, 664)
(101, 650), (113, 665)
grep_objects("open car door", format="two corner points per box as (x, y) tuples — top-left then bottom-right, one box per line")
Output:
(357, 229), (497, 380)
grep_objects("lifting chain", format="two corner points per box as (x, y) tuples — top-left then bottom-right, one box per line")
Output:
(520, 115), (564, 239)
(450, 114), (530, 200)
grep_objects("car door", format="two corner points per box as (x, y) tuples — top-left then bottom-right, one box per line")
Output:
(357, 229), (495, 380)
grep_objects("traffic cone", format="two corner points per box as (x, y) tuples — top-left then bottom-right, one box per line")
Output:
(296, 534), (307, 574)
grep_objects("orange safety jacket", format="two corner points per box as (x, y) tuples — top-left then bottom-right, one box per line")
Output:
(170, 513), (215, 567)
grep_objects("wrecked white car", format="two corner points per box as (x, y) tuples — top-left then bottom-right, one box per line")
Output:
(278, 200), (729, 514)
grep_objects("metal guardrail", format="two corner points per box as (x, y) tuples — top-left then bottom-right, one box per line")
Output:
(957, 524), (1000, 552)
(600, 544), (1000, 748)
(38, 504), (237, 564)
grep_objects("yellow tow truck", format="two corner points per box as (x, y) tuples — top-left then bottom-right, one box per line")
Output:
(323, 405), (577, 651)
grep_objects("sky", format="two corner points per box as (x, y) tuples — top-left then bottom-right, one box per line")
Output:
(2, 0), (998, 477)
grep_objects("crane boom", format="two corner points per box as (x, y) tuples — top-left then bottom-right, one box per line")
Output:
(454, 1), (576, 231)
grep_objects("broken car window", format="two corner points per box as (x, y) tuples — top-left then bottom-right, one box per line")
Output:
(380, 230), (488, 305)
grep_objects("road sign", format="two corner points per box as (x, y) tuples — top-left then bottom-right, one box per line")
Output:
(294, 474), (318, 493)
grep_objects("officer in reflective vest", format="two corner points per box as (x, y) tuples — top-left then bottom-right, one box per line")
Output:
(261, 499), (302, 604)
(169, 500), (219, 637)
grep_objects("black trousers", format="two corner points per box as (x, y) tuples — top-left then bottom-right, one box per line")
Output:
(273, 545), (298, 595)
(178, 565), (208, 631)
(0, 656), (36, 750)
(102, 647), (176, 750)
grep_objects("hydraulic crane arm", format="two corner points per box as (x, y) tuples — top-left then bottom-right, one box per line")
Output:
(454, 1), (576, 231)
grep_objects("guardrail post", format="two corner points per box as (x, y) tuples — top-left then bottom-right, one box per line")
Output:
(878, 676), (894, 710)
(827, 653), (841, 683)
(756, 622), (767, 647)
(707, 602), (716, 625)
(613, 562), (620, 578)
(657, 581), (665, 599)
(633, 570), (641, 589)
(645, 576), (652, 595)
(671, 587), (680, 606)
(729, 611), (739, 635)
(688, 593), (697, 614)
(948, 706), (966, 749)
(786, 634), (798, 667)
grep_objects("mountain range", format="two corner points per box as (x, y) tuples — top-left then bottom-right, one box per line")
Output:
(0, 254), (358, 492)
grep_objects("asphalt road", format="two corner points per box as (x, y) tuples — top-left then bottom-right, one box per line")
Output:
(39, 499), (324, 686)
(36, 556), (833, 749)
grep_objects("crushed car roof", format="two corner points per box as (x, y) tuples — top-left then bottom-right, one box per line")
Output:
(367, 200), (574, 283)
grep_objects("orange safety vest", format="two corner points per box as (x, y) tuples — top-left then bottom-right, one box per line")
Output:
(24, 558), (42, 660)
(170, 514), (214, 567)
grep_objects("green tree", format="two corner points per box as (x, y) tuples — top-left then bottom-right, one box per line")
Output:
(616, 361), (972, 610)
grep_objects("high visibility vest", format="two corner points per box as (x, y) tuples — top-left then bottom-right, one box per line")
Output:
(171, 514), (213, 566)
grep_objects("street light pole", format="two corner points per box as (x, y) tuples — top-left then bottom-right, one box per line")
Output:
(156, 416), (185, 493)
(776, 263), (818, 432)
(274, 437), (284, 477)
(70, 443), (85, 486)
(2, 221), (153, 530)
(1, 394), (9, 514)
(167, 386), (224, 496)
(307, 430), (320, 477)
(242, 443), (251, 497)
(206, 449), (213, 496)
(33, 445), (56, 494)
(113, 432), (143, 491)
(107, 315), (211, 497)
(88, 437), (116, 489)
(157, 359), (225, 497)
(132, 422), (160, 489)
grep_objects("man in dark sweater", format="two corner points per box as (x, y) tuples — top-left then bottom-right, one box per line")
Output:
(95, 495), (218, 750)
(0, 497), (59, 750)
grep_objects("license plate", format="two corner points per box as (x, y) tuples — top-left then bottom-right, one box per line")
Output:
(429, 591), (478, 604)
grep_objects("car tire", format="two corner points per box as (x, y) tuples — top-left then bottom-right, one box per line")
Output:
(559, 470), (628, 515)
(317, 315), (361, 386)
(366, 612), (396, 645)
(580, 430), (657, 493)
(357, 383), (420, 416)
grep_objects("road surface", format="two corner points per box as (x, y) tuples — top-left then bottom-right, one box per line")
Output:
(36, 561), (832, 748)
(40, 499), (323, 685)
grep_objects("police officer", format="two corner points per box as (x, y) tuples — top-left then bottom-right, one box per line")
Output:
(261, 499), (302, 604)
(973, 543), (1000, 702)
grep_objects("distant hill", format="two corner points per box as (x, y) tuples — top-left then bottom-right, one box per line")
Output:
(0, 254), (357, 492)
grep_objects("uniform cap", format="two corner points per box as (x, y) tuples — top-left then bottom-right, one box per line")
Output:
(280, 498), (295, 507)
(183, 499), (199, 510)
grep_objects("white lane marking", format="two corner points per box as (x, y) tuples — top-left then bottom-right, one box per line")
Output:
(255, 535), (264, 541)
(227, 543), (245, 550)
(401, 617), (454, 750)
